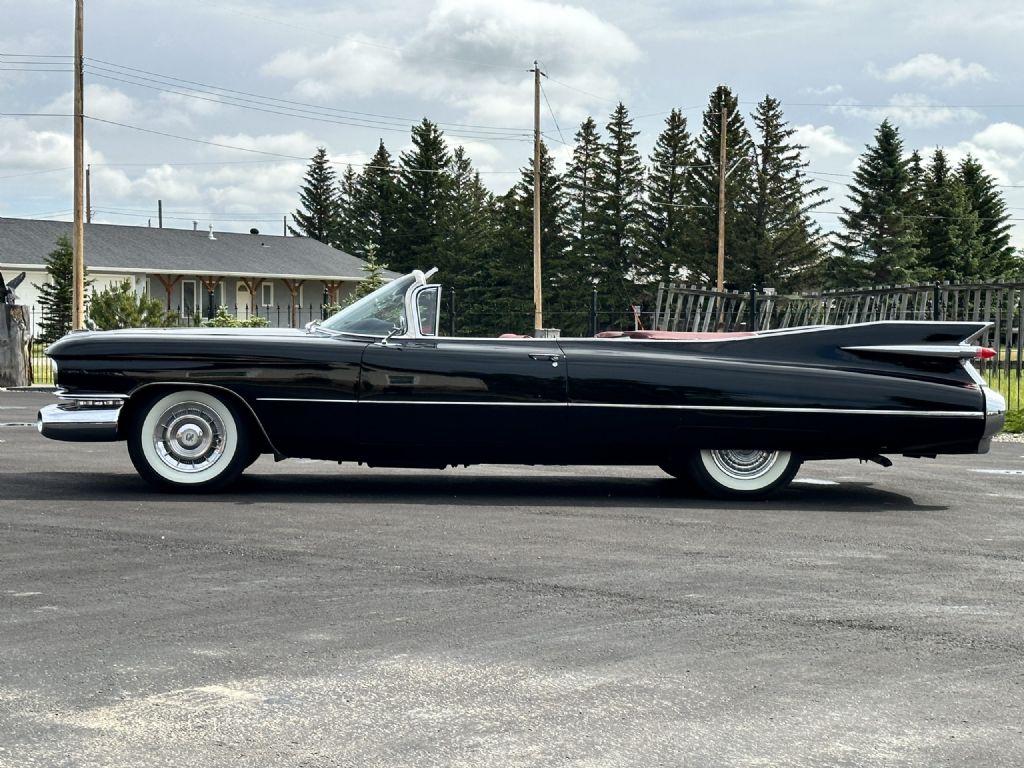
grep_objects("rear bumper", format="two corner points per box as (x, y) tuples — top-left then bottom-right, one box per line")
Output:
(37, 403), (121, 442)
(975, 387), (1007, 453)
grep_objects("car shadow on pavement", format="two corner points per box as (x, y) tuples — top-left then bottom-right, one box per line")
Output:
(4, 470), (945, 513)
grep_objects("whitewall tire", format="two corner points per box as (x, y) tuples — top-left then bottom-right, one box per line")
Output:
(684, 449), (800, 499)
(127, 390), (251, 492)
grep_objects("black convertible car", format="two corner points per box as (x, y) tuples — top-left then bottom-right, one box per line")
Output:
(39, 268), (1006, 497)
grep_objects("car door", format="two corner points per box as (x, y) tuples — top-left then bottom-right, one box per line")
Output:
(358, 337), (567, 464)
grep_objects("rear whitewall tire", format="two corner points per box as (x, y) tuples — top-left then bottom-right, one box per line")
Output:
(689, 449), (800, 499)
(128, 390), (250, 492)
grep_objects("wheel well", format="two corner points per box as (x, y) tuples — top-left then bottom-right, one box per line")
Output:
(119, 384), (276, 456)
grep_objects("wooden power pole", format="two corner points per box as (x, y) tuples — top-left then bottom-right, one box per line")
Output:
(716, 92), (728, 293)
(532, 61), (543, 333)
(72, 0), (85, 330)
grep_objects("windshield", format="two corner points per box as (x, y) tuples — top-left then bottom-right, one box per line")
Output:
(320, 274), (415, 336)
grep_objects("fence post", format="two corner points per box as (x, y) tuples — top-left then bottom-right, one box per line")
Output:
(449, 287), (456, 337)
(322, 288), (329, 320)
(590, 289), (598, 336)
(933, 283), (942, 321)
(748, 286), (758, 332)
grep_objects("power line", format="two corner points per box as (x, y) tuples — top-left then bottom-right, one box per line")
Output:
(539, 81), (566, 147)
(84, 57), (531, 135)
(85, 68), (531, 143)
(81, 116), (523, 174)
(0, 166), (73, 180)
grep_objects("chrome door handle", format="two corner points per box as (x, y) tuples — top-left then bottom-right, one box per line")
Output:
(529, 353), (562, 368)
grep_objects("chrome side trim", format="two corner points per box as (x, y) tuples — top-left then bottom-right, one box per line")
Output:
(842, 344), (982, 359)
(257, 397), (357, 403)
(356, 400), (983, 417)
(37, 403), (121, 442)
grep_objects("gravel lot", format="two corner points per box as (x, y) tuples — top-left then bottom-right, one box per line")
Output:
(1, 389), (1023, 767)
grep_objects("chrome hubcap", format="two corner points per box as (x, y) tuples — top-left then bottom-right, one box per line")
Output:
(153, 402), (225, 473)
(709, 449), (779, 480)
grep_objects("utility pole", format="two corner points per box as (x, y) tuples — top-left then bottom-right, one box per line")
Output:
(283, 215), (287, 236)
(532, 60), (543, 333)
(71, 0), (85, 330)
(157, 199), (163, 228)
(716, 91), (728, 293)
(85, 164), (91, 223)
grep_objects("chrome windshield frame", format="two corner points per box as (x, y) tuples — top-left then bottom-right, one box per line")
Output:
(316, 268), (440, 342)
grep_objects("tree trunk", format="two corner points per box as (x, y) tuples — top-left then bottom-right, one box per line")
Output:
(0, 304), (31, 388)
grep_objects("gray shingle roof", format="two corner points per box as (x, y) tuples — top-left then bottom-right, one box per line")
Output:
(0, 217), (398, 280)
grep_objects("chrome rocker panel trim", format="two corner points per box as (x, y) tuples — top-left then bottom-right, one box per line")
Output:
(37, 403), (121, 442)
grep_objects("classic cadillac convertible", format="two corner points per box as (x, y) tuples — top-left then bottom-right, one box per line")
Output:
(39, 269), (1006, 497)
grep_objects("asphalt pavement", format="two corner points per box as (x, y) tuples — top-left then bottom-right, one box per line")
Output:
(1, 389), (1022, 767)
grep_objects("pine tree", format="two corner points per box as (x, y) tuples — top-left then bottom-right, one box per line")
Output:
(352, 140), (401, 269)
(33, 236), (86, 342)
(474, 142), (567, 334)
(643, 108), (698, 287)
(446, 145), (496, 294)
(919, 149), (983, 282)
(559, 117), (604, 309)
(746, 95), (827, 290)
(335, 164), (362, 255)
(351, 246), (387, 301)
(289, 147), (341, 245)
(394, 119), (453, 275)
(957, 155), (1021, 279)
(834, 120), (922, 286)
(593, 103), (646, 313)
(689, 86), (756, 286)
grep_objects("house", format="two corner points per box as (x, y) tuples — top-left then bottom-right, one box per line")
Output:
(0, 217), (394, 331)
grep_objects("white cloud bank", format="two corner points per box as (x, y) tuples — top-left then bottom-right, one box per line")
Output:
(262, 0), (640, 128)
(868, 53), (993, 87)
(793, 124), (853, 158)
(832, 93), (982, 128)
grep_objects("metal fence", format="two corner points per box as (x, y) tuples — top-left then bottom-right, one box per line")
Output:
(655, 281), (1023, 409)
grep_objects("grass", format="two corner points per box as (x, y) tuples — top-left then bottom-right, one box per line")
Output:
(984, 369), (1023, 433)
(30, 343), (55, 386)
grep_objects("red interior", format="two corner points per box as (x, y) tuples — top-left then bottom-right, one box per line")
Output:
(595, 330), (756, 340)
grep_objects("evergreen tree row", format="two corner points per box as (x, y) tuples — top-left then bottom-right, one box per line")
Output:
(290, 87), (1022, 333)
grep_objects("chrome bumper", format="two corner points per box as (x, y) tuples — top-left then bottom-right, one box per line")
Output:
(976, 387), (1007, 452)
(37, 403), (122, 442)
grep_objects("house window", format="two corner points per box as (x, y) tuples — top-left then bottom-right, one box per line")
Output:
(182, 280), (198, 316)
(261, 281), (274, 307)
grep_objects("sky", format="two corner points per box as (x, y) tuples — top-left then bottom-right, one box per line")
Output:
(1, 0), (1022, 249)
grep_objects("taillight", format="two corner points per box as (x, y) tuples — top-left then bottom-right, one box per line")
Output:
(975, 347), (996, 360)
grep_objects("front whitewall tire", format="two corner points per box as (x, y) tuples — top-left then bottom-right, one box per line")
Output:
(129, 390), (249, 491)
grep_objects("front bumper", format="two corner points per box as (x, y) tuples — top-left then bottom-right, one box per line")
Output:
(37, 403), (122, 442)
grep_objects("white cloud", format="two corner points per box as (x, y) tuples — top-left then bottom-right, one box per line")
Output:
(262, 0), (639, 126)
(801, 84), (844, 97)
(946, 121), (1024, 186)
(868, 53), (993, 87)
(43, 84), (139, 123)
(0, 117), (107, 172)
(792, 124), (853, 158)
(832, 93), (982, 129)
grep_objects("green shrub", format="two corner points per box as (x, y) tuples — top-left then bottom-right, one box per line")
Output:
(88, 280), (174, 330)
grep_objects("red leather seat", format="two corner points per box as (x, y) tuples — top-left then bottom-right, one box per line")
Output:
(595, 330), (755, 340)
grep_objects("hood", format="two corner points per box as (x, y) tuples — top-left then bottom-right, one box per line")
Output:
(46, 325), (307, 358)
